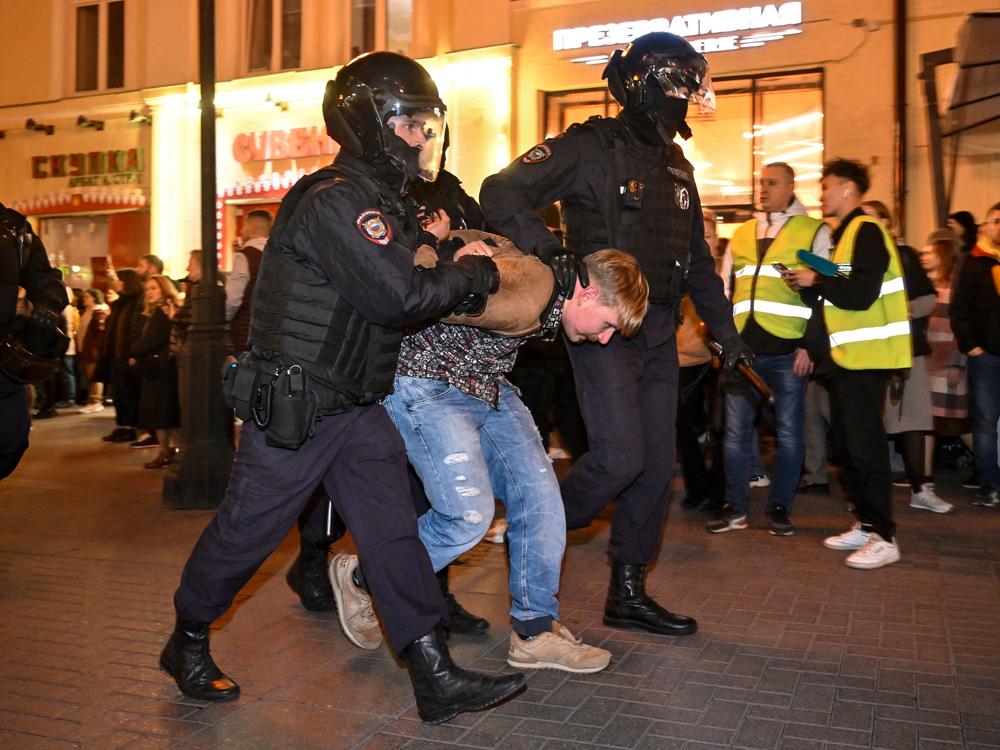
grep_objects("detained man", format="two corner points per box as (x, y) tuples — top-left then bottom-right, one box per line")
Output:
(331, 233), (648, 673)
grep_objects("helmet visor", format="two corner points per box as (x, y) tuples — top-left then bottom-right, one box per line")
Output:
(386, 108), (447, 182)
(650, 57), (717, 113)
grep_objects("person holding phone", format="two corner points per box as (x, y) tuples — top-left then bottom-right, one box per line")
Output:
(708, 162), (831, 537)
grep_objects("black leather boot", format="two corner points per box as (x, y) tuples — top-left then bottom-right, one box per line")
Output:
(286, 539), (335, 612)
(403, 627), (525, 725)
(159, 617), (240, 701)
(603, 562), (697, 636)
(437, 567), (489, 635)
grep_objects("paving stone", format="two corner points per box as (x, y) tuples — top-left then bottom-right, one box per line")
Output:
(4, 418), (1000, 749)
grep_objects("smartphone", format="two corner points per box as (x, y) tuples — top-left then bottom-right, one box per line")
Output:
(772, 262), (790, 273)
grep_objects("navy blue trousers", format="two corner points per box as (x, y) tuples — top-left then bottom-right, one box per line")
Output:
(173, 404), (446, 653)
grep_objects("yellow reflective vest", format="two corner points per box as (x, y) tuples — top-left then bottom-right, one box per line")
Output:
(824, 215), (912, 370)
(731, 215), (822, 339)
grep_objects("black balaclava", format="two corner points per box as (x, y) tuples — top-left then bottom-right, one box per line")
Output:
(621, 85), (690, 147)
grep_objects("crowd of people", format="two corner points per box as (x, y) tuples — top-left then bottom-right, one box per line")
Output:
(6, 30), (997, 729)
(26, 210), (276, 470)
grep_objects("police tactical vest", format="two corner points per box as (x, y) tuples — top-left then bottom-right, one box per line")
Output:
(824, 215), (911, 370)
(561, 117), (695, 304)
(731, 215), (822, 339)
(249, 163), (418, 414)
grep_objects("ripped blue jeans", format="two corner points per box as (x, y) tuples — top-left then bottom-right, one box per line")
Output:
(383, 375), (565, 631)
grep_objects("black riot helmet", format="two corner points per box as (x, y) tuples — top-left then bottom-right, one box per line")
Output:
(323, 51), (447, 185)
(603, 32), (716, 142)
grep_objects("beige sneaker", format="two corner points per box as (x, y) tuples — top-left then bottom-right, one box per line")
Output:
(507, 622), (611, 674)
(329, 554), (383, 650)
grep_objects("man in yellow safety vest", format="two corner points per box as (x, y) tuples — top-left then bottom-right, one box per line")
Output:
(707, 163), (831, 537)
(782, 159), (911, 569)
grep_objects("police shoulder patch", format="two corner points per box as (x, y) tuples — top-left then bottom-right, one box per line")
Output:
(522, 143), (552, 164)
(355, 209), (392, 245)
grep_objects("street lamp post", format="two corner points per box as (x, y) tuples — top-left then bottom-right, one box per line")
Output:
(163, 0), (234, 509)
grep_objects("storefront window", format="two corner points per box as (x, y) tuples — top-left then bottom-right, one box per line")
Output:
(543, 70), (823, 225)
(351, 0), (376, 58)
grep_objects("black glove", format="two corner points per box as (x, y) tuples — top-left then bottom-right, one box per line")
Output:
(21, 307), (69, 359)
(535, 240), (589, 299)
(718, 334), (753, 373)
(449, 255), (500, 317)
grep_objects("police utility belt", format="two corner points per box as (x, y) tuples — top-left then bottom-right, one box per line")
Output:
(222, 350), (318, 450)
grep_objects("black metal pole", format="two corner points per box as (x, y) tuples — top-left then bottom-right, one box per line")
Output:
(163, 0), (234, 508)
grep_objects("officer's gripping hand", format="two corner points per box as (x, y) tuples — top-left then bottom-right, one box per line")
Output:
(718, 333), (753, 373)
(535, 240), (589, 299)
(21, 307), (70, 359)
(450, 255), (501, 317)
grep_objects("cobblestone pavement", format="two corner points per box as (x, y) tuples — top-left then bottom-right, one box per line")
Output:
(2, 412), (999, 749)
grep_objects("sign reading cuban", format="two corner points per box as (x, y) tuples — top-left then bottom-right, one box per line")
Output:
(32, 149), (145, 186)
(232, 126), (337, 164)
(553, 2), (803, 56)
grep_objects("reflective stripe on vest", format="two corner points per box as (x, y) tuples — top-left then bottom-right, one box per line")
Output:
(730, 215), (823, 339)
(823, 215), (912, 370)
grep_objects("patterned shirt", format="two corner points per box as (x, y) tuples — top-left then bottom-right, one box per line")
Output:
(396, 298), (564, 407)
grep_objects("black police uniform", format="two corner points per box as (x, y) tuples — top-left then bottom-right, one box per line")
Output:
(410, 168), (485, 231)
(481, 116), (738, 565)
(0, 204), (68, 480)
(172, 150), (495, 654)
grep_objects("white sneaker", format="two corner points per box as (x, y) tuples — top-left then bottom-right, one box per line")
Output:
(749, 473), (770, 488)
(484, 518), (508, 544)
(845, 534), (900, 569)
(910, 484), (953, 514)
(823, 522), (870, 550)
(77, 402), (105, 414)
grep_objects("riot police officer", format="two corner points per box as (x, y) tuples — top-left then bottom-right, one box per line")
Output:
(0, 203), (68, 480)
(160, 52), (524, 725)
(480, 32), (751, 636)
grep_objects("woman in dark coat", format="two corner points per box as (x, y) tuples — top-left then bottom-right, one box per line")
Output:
(95, 270), (144, 442)
(130, 274), (181, 468)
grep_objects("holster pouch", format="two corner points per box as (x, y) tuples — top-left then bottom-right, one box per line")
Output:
(221, 351), (318, 449)
(221, 351), (259, 422)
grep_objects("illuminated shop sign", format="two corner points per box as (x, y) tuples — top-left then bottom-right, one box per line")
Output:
(231, 126), (336, 163)
(31, 149), (145, 186)
(553, 1), (803, 57)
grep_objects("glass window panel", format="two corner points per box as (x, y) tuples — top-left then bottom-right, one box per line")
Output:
(387, 0), (412, 55)
(75, 4), (99, 91)
(543, 71), (823, 235)
(753, 73), (824, 213)
(281, 0), (301, 69)
(106, 1), (125, 88)
(248, 0), (273, 71)
(351, 0), (375, 59)
(687, 79), (754, 208)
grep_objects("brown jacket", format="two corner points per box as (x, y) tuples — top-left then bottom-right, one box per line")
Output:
(416, 229), (556, 337)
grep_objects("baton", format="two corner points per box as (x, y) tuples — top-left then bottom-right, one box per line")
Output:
(706, 339), (775, 405)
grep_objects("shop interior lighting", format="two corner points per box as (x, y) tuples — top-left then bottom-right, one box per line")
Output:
(77, 115), (105, 131)
(742, 111), (823, 139)
(25, 118), (55, 135)
(129, 109), (152, 125)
